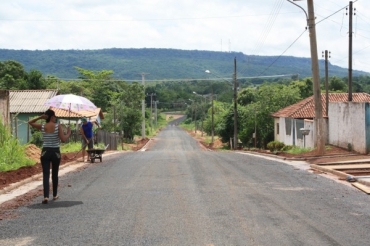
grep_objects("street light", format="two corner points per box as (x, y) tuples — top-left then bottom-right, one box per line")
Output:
(205, 57), (238, 150)
(287, 0), (325, 154)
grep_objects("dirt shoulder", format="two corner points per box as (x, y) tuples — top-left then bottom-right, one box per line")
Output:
(0, 139), (150, 191)
(189, 130), (370, 165)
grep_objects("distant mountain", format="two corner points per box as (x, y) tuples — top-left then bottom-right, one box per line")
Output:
(0, 48), (367, 81)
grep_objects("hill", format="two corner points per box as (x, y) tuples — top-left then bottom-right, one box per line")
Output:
(0, 48), (367, 81)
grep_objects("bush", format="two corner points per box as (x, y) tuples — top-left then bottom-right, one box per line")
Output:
(0, 119), (34, 171)
(267, 141), (285, 152)
(30, 130), (43, 147)
(281, 145), (294, 151)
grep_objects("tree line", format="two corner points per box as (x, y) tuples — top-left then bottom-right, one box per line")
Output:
(2, 59), (370, 148)
(1, 48), (367, 80)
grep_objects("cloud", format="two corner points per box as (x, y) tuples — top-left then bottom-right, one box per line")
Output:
(0, 0), (369, 73)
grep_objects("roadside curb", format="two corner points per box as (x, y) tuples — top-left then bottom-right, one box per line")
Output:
(310, 164), (348, 179)
(240, 151), (370, 188)
(310, 163), (370, 188)
(241, 151), (288, 160)
(139, 138), (153, 151)
(0, 151), (123, 196)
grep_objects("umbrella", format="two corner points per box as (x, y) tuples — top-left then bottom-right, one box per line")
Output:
(44, 94), (97, 124)
(44, 94), (97, 111)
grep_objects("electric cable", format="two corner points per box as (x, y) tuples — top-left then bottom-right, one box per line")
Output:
(252, 29), (307, 78)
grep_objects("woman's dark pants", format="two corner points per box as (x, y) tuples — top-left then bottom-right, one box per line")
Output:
(40, 148), (61, 198)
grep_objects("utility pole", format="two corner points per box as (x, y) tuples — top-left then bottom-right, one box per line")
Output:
(149, 93), (155, 133)
(306, 0), (325, 154)
(348, 1), (354, 101)
(289, 0), (325, 154)
(211, 87), (214, 145)
(155, 100), (158, 127)
(113, 105), (116, 133)
(323, 50), (331, 117)
(194, 104), (197, 134)
(233, 57), (238, 150)
(140, 73), (149, 139)
(254, 110), (257, 148)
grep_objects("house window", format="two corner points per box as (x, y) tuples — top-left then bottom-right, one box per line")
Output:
(276, 123), (279, 135)
(296, 119), (304, 139)
(285, 118), (292, 136)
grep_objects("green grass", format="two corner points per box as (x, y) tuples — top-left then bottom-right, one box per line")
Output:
(60, 142), (82, 153)
(60, 142), (109, 153)
(143, 113), (182, 138)
(285, 146), (312, 155)
(179, 121), (194, 131)
(0, 119), (34, 171)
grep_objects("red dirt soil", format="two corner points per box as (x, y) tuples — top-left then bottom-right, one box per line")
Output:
(0, 140), (149, 220)
(0, 139), (150, 191)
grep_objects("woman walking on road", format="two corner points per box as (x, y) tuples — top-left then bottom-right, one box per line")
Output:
(28, 109), (71, 204)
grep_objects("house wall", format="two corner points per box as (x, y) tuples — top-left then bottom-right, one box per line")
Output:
(11, 113), (37, 145)
(0, 90), (9, 125)
(366, 103), (370, 153)
(275, 117), (324, 149)
(329, 102), (367, 153)
(274, 118), (279, 142)
(303, 120), (314, 148)
(275, 117), (295, 146)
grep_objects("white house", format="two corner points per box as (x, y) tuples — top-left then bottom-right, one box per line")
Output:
(271, 92), (370, 153)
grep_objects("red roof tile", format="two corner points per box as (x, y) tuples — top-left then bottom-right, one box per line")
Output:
(271, 93), (370, 118)
(51, 107), (103, 119)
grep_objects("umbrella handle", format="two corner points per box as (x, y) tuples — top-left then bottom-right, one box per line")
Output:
(69, 107), (71, 125)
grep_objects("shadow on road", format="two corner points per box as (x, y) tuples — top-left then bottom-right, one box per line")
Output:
(27, 201), (83, 209)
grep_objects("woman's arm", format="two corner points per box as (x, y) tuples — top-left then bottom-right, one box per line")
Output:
(58, 124), (71, 143)
(28, 115), (47, 130)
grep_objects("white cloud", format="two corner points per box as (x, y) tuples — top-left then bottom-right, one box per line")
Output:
(0, 0), (369, 73)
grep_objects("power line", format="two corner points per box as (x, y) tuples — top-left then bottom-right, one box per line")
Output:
(0, 12), (301, 23)
(252, 0), (284, 55)
(239, 1), (360, 78)
(45, 74), (295, 83)
(239, 29), (307, 77)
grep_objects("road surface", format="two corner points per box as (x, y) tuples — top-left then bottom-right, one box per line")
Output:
(1, 124), (370, 245)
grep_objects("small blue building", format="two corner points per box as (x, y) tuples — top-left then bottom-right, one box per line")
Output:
(10, 90), (58, 145)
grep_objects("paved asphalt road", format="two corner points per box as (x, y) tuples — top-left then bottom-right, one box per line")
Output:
(1, 124), (370, 245)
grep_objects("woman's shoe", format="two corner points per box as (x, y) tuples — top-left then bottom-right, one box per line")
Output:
(42, 198), (48, 204)
(53, 195), (59, 200)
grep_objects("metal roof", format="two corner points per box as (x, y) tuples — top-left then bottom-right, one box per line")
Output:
(271, 93), (370, 119)
(10, 90), (58, 113)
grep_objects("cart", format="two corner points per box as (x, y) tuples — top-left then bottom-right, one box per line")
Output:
(86, 145), (109, 163)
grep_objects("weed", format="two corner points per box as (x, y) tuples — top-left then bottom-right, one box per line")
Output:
(0, 119), (34, 171)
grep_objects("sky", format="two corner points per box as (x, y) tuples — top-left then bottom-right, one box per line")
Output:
(1, 0), (370, 75)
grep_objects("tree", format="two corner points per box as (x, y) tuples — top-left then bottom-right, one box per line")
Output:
(27, 69), (47, 89)
(0, 60), (27, 89)
(237, 87), (256, 106)
(216, 106), (241, 145)
(74, 67), (115, 111)
(329, 77), (347, 92)
(107, 82), (144, 140)
(289, 78), (313, 98)
(237, 83), (302, 148)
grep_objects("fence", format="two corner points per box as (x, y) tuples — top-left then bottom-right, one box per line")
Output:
(67, 128), (118, 151)
(95, 129), (119, 150)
